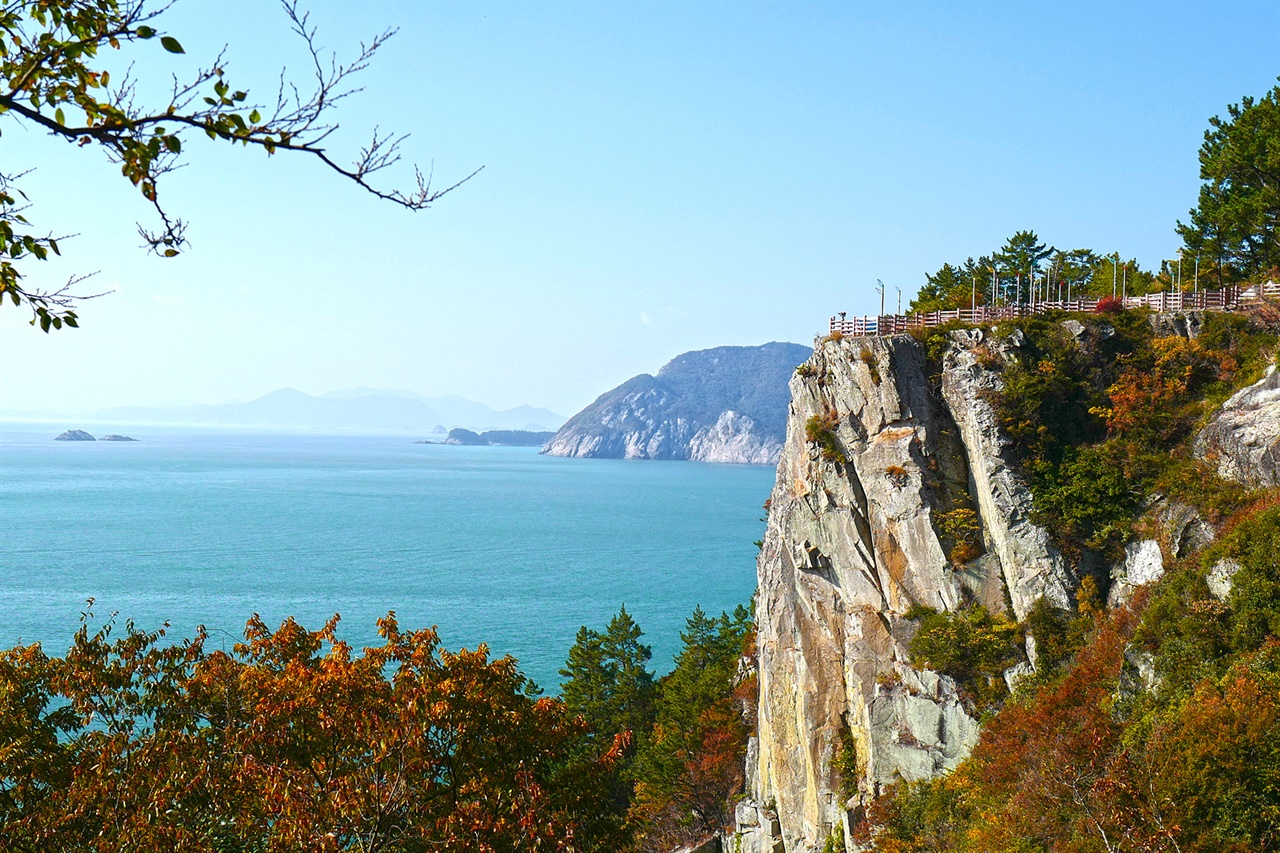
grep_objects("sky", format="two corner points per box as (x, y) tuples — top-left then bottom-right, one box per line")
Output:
(2, 0), (1278, 417)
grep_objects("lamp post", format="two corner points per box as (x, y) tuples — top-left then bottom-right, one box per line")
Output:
(1112, 253), (1118, 299)
(1177, 249), (1184, 291)
(875, 279), (885, 318)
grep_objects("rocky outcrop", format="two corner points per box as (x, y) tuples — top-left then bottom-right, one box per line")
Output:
(739, 330), (1082, 853)
(1195, 361), (1280, 488)
(1107, 539), (1165, 609)
(1147, 310), (1206, 340)
(687, 411), (781, 464)
(54, 429), (95, 441)
(542, 343), (809, 465)
(99, 434), (138, 441)
(1206, 558), (1242, 600)
(941, 329), (1077, 617)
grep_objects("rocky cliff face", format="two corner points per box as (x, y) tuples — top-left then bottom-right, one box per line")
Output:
(541, 343), (810, 465)
(1195, 360), (1280, 489)
(738, 330), (1081, 853)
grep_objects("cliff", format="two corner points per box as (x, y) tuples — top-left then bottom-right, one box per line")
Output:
(737, 329), (1081, 853)
(541, 343), (811, 465)
(1195, 360), (1280, 488)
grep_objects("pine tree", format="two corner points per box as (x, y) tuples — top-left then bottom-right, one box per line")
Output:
(560, 606), (655, 751)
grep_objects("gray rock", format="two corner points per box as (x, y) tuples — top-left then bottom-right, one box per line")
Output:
(98, 434), (138, 442)
(1195, 362), (1280, 488)
(688, 411), (782, 464)
(1207, 558), (1242, 601)
(1148, 310), (1205, 340)
(54, 429), (95, 441)
(1156, 500), (1216, 560)
(1117, 647), (1160, 699)
(1107, 539), (1165, 608)
(1061, 319), (1086, 340)
(1004, 661), (1035, 694)
(750, 335), (978, 853)
(941, 334), (1077, 618)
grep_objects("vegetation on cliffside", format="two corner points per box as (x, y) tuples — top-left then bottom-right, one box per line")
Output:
(857, 81), (1280, 848)
(858, 503), (1280, 853)
(860, 272), (1280, 853)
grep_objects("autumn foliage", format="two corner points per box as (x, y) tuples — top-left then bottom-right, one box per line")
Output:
(0, 610), (626, 852)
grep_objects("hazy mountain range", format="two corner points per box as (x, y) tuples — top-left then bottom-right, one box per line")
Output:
(5, 388), (566, 433)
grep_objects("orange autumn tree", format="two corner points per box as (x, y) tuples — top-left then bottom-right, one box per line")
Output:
(0, 608), (626, 852)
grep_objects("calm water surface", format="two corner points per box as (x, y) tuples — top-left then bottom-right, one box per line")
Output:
(0, 423), (773, 690)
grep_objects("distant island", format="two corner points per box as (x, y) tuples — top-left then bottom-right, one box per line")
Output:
(542, 341), (810, 464)
(54, 430), (139, 441)
(419, 428), (556, 447)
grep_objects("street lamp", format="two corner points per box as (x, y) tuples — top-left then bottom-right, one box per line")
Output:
(875, 279), (885, 317)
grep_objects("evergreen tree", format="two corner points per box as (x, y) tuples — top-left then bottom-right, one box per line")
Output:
(560, 605), (655, 752)
(602, 606), (656, 742)
(629, 605), (754, 851)
(995, 230), (1054, 304)
(909, 256), (993, 313)
(1177, 80), (1280, 284)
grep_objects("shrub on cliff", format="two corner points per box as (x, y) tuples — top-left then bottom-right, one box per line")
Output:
(907, 605), (1020, 712)
(805, 411), (848, 465)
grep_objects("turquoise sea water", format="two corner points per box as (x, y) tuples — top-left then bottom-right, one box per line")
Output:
(0, 423), (773, 690)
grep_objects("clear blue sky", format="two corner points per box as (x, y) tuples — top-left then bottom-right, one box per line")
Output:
(2, 0), (1277, 417)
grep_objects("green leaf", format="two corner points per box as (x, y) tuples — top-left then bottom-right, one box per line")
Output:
(54, 107), (65, 125)
(160, 36), (184, 54)
(135, 26), (156, 39)
(164, 136), (181, 154)
(64, 316), (78, 328)
(163, 249), (179, 258)
(249, 110), (261, 124)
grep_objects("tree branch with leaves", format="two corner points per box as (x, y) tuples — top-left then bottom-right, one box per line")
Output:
(0, 0), (480, 330)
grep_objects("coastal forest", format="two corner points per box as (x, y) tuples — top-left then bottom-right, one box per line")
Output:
(3, 1), (1280, 851)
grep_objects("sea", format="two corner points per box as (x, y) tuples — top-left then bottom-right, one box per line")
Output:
(0, 423), (775, 691)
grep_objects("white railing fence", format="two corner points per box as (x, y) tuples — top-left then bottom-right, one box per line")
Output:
(828, 281), (1280, 337)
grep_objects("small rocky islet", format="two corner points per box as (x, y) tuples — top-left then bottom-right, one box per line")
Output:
(53, 430), (137, 441)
